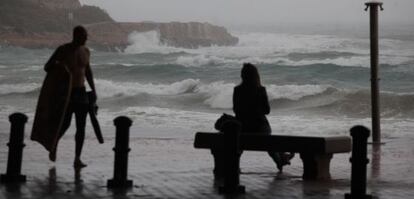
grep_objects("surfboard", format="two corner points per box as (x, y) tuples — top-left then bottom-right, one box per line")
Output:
(87, 91), (104, 144)
(31, 63), (72, 152)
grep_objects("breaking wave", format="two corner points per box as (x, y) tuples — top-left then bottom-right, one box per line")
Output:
(0, 83), (40, 95)
(95, 78), (331, 108)
(95, 78), (414, 118)
(95, 79), (200, 98)
(124, 31), (184, 54)
(123, 31), (414, 67)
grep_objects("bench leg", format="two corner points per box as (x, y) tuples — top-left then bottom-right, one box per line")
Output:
(211, 149), (225, 178)
(300, 153), (332, 180)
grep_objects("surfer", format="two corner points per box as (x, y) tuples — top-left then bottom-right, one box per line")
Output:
(43, 26), (97, 168)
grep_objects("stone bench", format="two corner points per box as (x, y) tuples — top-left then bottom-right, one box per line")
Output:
(194, 131), (351, 180)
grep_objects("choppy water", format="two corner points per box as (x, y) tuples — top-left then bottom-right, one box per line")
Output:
(1, 30), (414, 138)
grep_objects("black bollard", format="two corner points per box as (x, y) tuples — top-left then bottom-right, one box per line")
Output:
(218, 121), (245, 194)
(345, 125), (372, 199)
(107, 116), (133, 188)
(211, 148), (225, 178)
(1, 113), (28, 183)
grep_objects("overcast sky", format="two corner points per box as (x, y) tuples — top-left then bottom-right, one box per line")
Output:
(79, 0), (414, 26)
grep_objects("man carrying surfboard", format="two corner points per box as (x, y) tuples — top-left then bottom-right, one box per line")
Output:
(31, 26), (97, 168)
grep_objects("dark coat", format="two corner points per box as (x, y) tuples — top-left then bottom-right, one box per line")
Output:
(233, 85), (271, 134)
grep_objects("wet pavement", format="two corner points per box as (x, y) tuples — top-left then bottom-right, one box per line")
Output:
(1, 129), (414, 199)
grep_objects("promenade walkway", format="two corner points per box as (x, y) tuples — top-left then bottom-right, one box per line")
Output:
(1, 130), (414, 198)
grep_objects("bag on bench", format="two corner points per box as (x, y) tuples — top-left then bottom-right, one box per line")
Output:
(214, 113), (237, 132)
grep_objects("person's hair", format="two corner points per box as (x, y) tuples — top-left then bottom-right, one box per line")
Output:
(241, 63), (261, 87)
(72, 26), (87, 45)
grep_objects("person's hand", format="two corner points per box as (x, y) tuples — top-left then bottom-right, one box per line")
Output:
(91, 91), (97, 104)
(94, 105), (99, 115)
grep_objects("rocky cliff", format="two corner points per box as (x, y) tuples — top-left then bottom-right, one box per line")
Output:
(0, 0), (238, 50)
(158, 22), (238, 48)
(27, 0), (81, 10)
(85, 22), (238, 50)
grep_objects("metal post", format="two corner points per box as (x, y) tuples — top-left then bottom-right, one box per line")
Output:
(365, 1), (384, 144)
(218, 121), (245, 194)
(371, 144), (381, 178)
(1, 113), (28, 183)
(107, 116), (133, 188)
(345, 126), (372, 199)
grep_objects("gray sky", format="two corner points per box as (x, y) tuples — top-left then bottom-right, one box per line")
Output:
(79, 0), (414, 26)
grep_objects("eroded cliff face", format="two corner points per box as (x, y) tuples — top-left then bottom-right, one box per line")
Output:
(27, 0), (81, 10)
(0, 0), (238, 50)
(85, 22), (238, 50)
(158, 22), (238, 48)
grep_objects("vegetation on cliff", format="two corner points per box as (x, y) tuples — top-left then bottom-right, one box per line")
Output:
(0, 0), (238, 49)
(0, 0), (113, 33)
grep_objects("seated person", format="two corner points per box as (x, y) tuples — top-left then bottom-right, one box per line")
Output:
(233, 63), (293, 172)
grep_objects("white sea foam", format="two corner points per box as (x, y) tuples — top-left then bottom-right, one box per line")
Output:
(96, 78), (200, 98)
(176, 54), (228, 67)
(281, 54), (413, 67)
(268, 115), (414, 138)
(176, 53), (411, 68)
(267, 84), (330, 101)
(116, 63), (138, 67)
(20, 65), (43, 71)
(124, 31), (183, 54)
(0, 83), (40, 95)
(111, 106), (414, 138)
(195, 82), (330, 109)
(117, 106), (218, 130)
(96, 78), (331, 109)
(195, 81), (236, 109)
(124, 31), (414, 67)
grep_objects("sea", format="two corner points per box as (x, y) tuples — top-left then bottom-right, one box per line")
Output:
(1, 28), (414, 140)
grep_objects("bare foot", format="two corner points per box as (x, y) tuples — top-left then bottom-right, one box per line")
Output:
(49, 150), (56, 162)
(275, 154), (284, 172)
(74, 160), (87, 169)
(281, 152), (295, 165)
